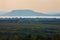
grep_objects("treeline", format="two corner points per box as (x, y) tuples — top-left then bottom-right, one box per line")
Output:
(0, 32), (60, 40)
(0, 18), (60, 23)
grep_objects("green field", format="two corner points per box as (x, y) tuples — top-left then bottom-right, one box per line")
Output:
(0, 22), (60, 40)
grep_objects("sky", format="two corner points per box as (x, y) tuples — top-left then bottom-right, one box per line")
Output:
(0, 0), (60, 13)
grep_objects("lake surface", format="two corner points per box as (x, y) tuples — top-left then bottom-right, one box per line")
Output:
(0, 16), (60, 18)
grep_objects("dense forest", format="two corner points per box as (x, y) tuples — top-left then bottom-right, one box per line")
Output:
(0, 18), (60, 40)
(0, 18), (60, 22)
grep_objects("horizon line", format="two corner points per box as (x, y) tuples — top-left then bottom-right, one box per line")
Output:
(0, 16), (60, 18)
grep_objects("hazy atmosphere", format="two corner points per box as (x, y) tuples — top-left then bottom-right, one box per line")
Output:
(0, 0), (60, 13)
(0, 0), (60, 40)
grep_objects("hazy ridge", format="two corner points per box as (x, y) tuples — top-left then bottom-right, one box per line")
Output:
(0, 10), (60, 16)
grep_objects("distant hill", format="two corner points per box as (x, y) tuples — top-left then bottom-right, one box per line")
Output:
(0, 10), (60, 16)
(3, 10), (48, 16)
(47, 13), (60, 16)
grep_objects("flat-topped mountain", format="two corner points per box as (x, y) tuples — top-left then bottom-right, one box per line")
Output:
(0, 10), (60, 16)
(3, 10), (48, 16)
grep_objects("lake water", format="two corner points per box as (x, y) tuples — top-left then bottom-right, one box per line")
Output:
(0, 16), (60, 18)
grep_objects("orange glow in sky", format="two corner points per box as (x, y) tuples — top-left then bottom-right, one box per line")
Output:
(0, 0), (60, 13)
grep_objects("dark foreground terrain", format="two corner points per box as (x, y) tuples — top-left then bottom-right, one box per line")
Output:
(0, 18), (60, 40)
